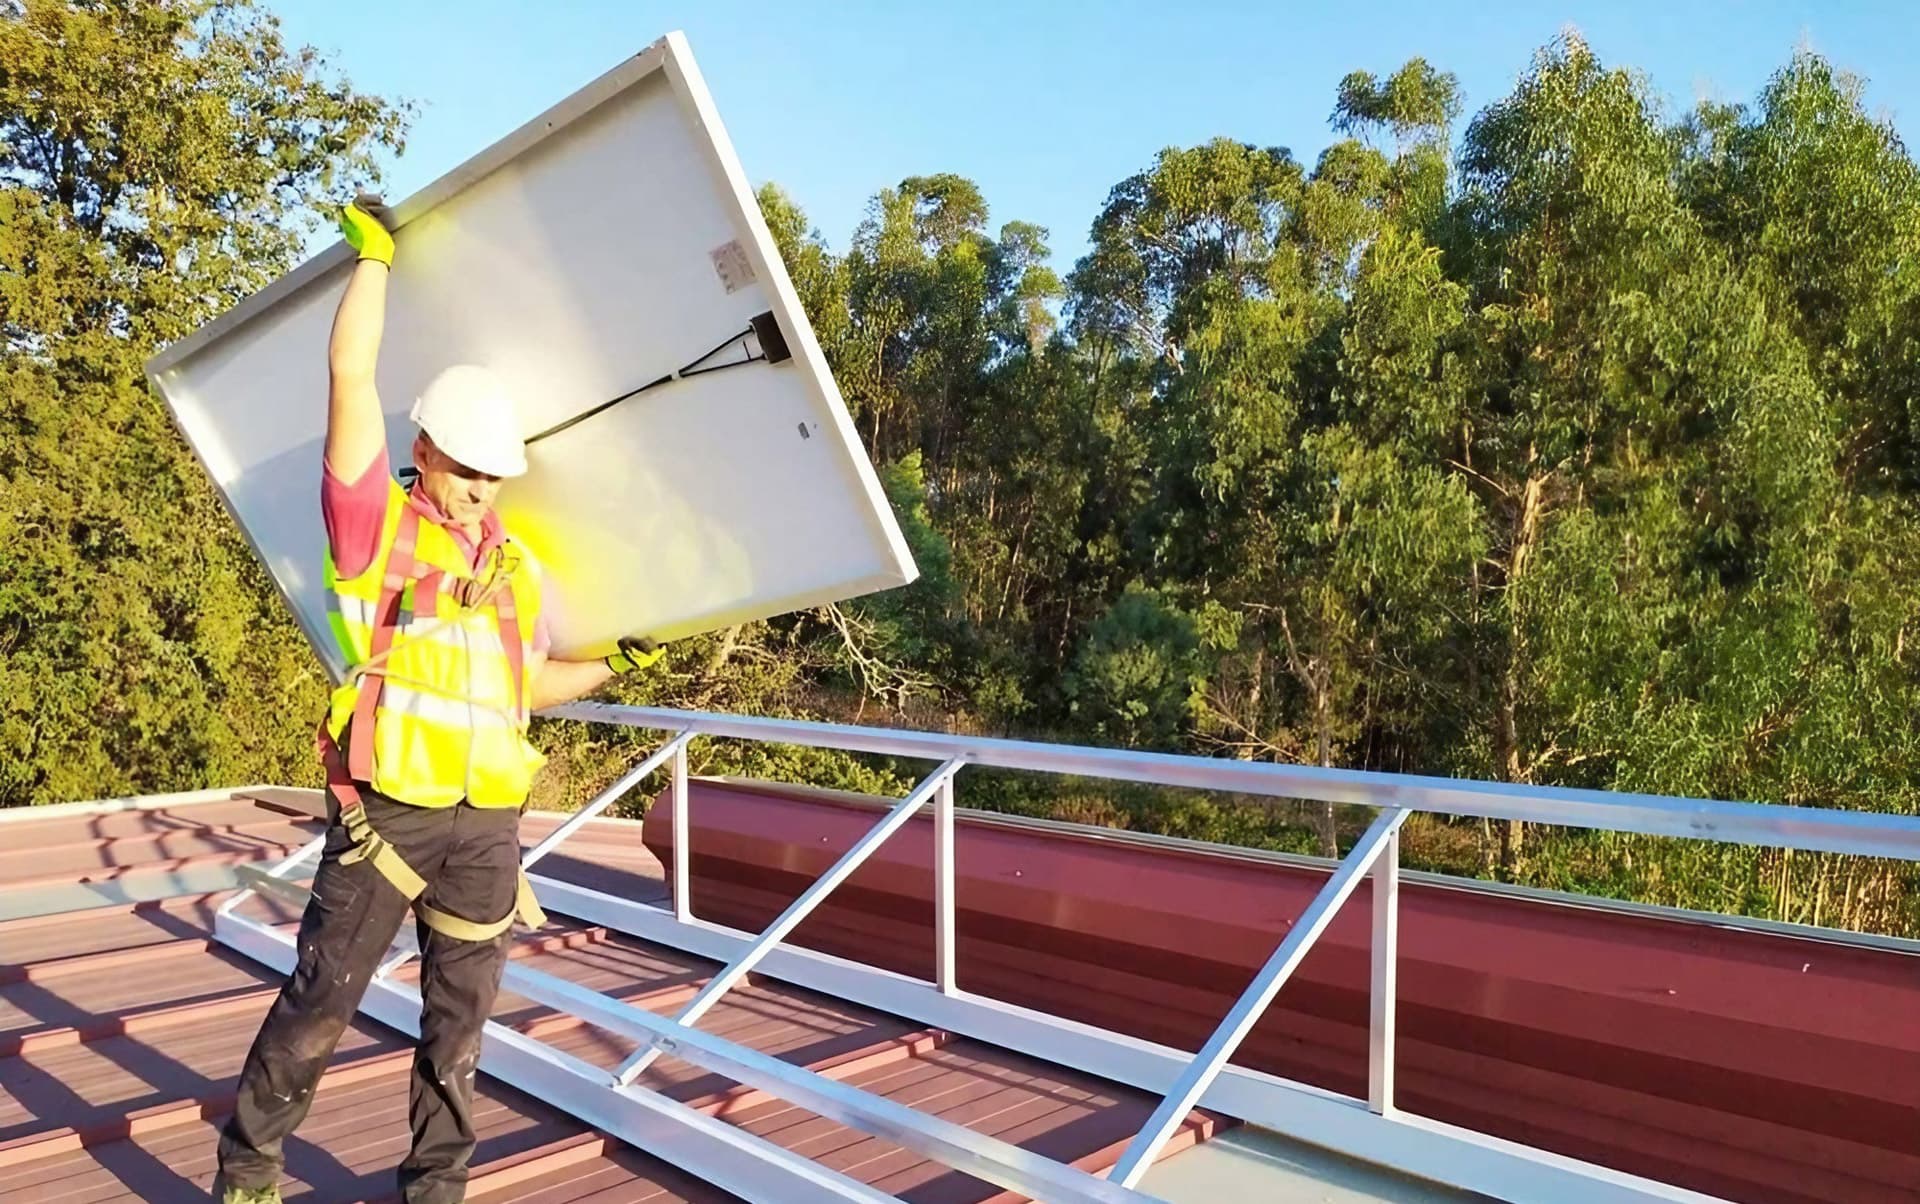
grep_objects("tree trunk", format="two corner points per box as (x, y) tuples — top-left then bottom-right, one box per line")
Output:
(1495, 658), (1526, 877)
(1314, 681), (1338, 858)
(688, 625), (743, 709)
(1464, 422), (1493, 876)
(1246, 646), (1265, 754)
(1812, 854), (1830, 929)
(1493, 465), (1547, 880)
(1498, 816), (1525, 880)
(997, 510), (1034, 622)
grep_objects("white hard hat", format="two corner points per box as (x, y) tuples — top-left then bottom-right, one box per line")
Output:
(409, 364), (528, 478)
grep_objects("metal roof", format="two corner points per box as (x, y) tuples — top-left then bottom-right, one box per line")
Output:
(0, 790), (1271, 1202)
(11, 753), (1912, 1202)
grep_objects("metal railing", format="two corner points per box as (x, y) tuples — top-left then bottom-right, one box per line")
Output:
(214, 701), (1920, 1204)
(546, 703), (1920, 860)
(540, 702), (1920, 1201)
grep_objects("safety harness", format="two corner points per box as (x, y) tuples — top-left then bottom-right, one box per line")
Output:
(318, 505), (547, 942)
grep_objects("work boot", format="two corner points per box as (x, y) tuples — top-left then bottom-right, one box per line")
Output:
(220, 1183), (281, 1204)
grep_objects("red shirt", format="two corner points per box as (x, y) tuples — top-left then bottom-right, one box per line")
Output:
(323, 447), (551, 654)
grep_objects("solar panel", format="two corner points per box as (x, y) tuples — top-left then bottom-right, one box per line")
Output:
(145, 31), (917, 679)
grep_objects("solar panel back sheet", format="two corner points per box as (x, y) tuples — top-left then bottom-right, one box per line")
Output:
(145, 31), (917, 681)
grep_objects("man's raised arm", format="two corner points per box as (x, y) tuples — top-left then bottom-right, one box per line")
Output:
(326, 196), (397, 482)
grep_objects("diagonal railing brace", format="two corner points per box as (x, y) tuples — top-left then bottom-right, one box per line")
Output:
(1108, 807), (1411, 1187)
(614, 756), (966, 1085)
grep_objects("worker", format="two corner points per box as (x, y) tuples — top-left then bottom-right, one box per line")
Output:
(213, 196), (663, 1204)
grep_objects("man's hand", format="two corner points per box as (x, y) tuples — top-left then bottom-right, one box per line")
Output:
(606, 636), (664, 674)
(340, 193), (396, 267)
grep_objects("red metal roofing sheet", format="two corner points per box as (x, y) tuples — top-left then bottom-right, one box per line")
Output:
(0, 792), (1216, 1202)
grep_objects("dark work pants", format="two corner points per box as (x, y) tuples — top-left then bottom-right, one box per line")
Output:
(217, 790), (521, 1204)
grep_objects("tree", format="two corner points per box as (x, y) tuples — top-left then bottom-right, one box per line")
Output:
(1442, 37), (1810, 869)
(683, 39), (1920, 931)
(1663, 51), (1920, 925)
(1677, 53), (1920, 495)
(1333, 57), (1463, 146)
(1060, 124), (1485, 855)
(1065, 585), (1202, 749)
(0, 0), (408, 805)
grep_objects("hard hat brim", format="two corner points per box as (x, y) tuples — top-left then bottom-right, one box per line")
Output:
(411, 407), (529, 478)
(447, 442), (529, 479)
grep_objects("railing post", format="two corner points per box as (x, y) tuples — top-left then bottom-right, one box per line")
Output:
(673, 738), (692, 923)
(1369, 824), (1400, 1115)
(935, 773), (956, 994)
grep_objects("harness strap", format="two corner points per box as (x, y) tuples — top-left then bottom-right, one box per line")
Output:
(492, 566), (526, 722)
(317, 725), (545, 940)
(416, 874), (547, 941)
(416, 568), (447, 615)
(338, 796), (429, 899)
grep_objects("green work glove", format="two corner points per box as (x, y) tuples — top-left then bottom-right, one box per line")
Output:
(339, 192), (396, 267)
(606, 636), (664, 674)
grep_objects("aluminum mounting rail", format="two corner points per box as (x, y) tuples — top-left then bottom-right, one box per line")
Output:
(611, 757), (964, 1085)
(517, 702), (1767, 1204)
(1109, 808), (1410, 1186)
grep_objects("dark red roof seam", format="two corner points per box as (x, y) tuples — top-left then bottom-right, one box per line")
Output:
(1, 984), (269, 1057)
(0, 966), (758, 1170)
(428, 1131), (613, 1200)
(0, 1042), (404, 1169)
(0, 892), (232, 935)
(0, 936), (219, 986)
(0, 817), (324, 861)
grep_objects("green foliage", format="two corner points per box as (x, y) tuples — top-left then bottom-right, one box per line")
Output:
(1333, 58), (1463, 142)
(1, 0), (407, 806)
(1065, 585), (1202, 749)
(820, 452), (968, 707)
(738, 33), (1920, 932)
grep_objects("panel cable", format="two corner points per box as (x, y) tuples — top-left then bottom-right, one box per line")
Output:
(523, 325), (767, 447)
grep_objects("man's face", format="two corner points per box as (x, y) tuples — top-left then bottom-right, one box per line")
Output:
(413, 433), (502, 528)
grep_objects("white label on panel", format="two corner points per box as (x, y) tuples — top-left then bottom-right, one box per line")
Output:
(710, 240), (756, 293)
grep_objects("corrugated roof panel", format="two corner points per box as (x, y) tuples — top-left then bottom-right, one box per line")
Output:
(0, 794), (1226, 1202)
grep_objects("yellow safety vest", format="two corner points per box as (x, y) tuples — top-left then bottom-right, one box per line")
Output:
(322, 479), (546, 809)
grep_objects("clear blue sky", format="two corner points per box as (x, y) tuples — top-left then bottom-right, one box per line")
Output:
(273, 0), (1916, 269)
